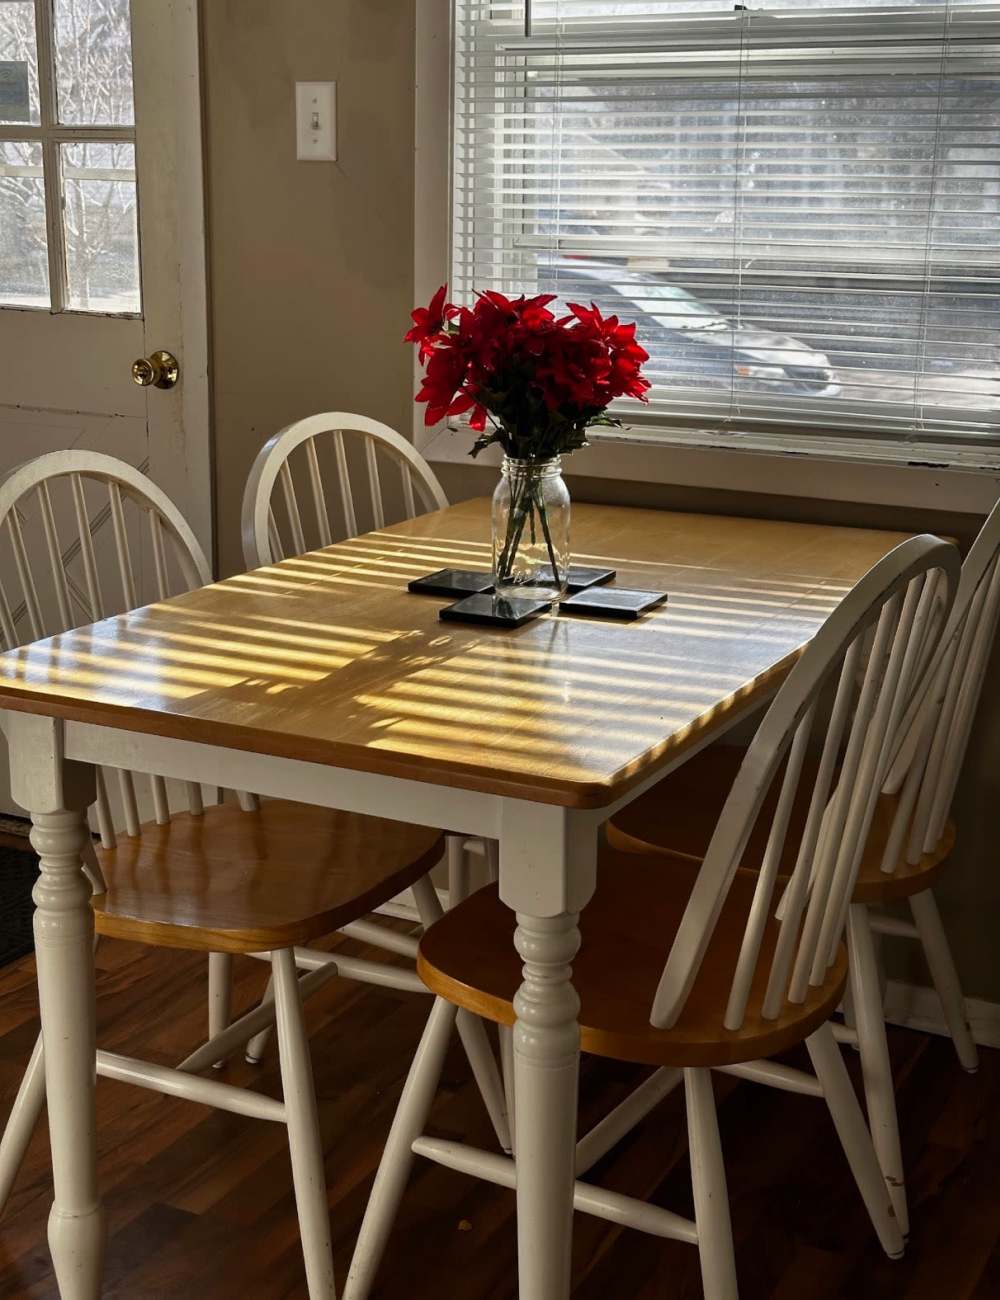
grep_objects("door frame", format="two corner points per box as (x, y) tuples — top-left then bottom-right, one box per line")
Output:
(132, 0), (213, 563)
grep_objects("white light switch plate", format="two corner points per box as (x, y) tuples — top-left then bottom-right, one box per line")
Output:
(296, 81), (337, 162)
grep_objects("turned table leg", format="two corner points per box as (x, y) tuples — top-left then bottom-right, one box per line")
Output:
(498, 800), (597, 1300)
(512, 910), (582, 1300)
(10, 713), (104, 1298)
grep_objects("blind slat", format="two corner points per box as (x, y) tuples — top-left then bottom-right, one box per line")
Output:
(452, 0), (1000, 447)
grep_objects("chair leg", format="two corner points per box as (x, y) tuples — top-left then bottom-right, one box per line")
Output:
(2, 932), (104, 1211)
(840, 927), (883, 1049)
(456, 1011), (512, 1154)
(847, 903), (908, 1238)
(806, 1021), (905, 1260)
(0, 1031), (46, 1216)
(344, 997), (458, 1300)
(685, 1068), (738, 1300)
(909, 888), (978, 1074)
(412, 873), (511, 1154)
(446, 834), (470, 908)
(840, 980), (860, 1049)
(272, 948), (336, 1300)
(246, 973), (276, 1065)
(208, 953), (233, 1069)
(499, 1025), (516, 1154)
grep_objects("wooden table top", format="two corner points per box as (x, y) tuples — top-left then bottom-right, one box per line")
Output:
(0, 499), (914, 809)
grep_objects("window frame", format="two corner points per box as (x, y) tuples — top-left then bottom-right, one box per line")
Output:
(0, 0), (140, 317)
(415, 0), (1000, 510)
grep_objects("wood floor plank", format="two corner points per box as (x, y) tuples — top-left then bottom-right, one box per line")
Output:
(0, 940), (996, 1298)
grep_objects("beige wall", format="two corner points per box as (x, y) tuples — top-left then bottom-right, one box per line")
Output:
(201, 3), (999, 1004)
(202, 0), (417, 576)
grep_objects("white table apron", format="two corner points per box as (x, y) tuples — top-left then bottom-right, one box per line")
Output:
(4, 687), (765, 1300)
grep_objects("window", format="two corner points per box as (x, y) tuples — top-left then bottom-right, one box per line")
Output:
(0, 0), (140, 314)
(452, 0), (1000, 459)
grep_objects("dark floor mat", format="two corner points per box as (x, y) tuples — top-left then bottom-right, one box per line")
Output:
(0, 843), (39, 968)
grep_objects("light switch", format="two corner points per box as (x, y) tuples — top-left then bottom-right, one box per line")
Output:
(296, 82), (337, 162)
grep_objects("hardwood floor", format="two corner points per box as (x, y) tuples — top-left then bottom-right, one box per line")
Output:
(0, 931), (996, 1299)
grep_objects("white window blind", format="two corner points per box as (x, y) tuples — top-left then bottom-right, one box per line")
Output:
(451, 0), (1000, 457)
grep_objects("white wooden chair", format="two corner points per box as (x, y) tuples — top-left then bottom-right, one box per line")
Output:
(241, 412), (473, 913)
(239, 413), (494, 1051)
(0, 450), (504, 1296)
(607, 498), (1000, 1238)
(242, 411), (449, 566)
(342, 534), (960, 1300)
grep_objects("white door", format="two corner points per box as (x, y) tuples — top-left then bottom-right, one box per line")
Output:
(0, 0), (211, 812)
(0, 0), (210, 542)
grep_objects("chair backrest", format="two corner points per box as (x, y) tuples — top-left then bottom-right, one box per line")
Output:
(883, 498), (1000, 865)
(0, 450), (213, 846)
(241, 412), (449, 568)
(651, 534), (960, 1034)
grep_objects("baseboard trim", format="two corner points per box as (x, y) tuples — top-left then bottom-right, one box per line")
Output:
(883, 979), (1000, 1051)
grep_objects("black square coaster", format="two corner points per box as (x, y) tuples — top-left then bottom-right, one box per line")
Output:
(408, 568), (495, 598)
(538, 566), (617, 594)
(560, 587), (668, 621)
(439, 593), (551, 628)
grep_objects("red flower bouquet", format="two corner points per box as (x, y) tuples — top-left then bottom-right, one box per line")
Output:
(406, 285), (650, 600)
(406, 285), (650, 459)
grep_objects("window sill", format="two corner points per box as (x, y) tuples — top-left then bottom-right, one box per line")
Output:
(420, 424), (1000, 516)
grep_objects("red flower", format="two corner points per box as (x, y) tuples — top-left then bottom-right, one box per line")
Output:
(507, 292), (557, 327)
(406, 283), (649, 445)
(404, 285), (455, 361)
(479, 289), (517, 315)
(414, 344), (469, 425)
(457, 299), (508, 374)
(472, 290), (557, 339)
(566, 302), (650, 403)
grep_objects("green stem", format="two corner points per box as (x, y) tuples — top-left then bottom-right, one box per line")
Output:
(497, 473), (530, 583)
(496, 465), (563, 592)
(534, 483), (562, 589)
(498, 508), (528, 583)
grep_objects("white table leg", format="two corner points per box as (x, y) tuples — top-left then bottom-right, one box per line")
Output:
(9, 713), (103, 1298)
(499, 801), (597, 1300)
(512, 910), (582, 1298)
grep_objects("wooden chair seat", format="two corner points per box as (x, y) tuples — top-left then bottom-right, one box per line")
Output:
(607, 743), (955, 905)
(417, 850), (846, 1068)
(93, 799), (446, 954)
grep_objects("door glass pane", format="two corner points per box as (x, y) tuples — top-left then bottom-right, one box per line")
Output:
(62, 141), (140, 313)
(0, 141), (49, 307)
(54, 0), (134, 126)
(0, 3), (40, 125)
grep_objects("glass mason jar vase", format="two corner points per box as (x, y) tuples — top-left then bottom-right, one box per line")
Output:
(492, 456), (570, 602)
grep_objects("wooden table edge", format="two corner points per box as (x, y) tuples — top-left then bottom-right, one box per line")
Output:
(0, 643), (798, 811)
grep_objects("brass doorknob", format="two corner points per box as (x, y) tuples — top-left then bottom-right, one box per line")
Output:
(131, 350), (179, 389)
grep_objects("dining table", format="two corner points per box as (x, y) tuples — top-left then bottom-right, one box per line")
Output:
(0, 496), (915, 1299)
